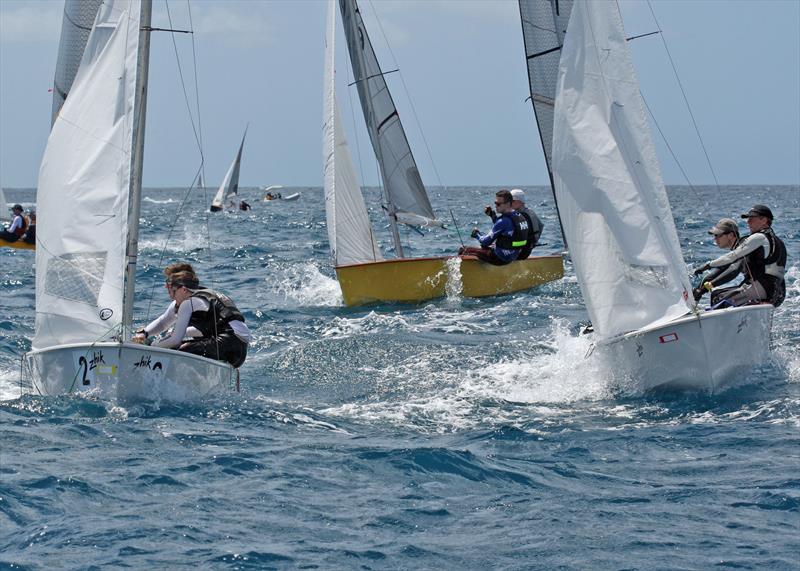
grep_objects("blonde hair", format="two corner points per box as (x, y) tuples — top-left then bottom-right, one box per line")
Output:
(164, 263), (195, 278)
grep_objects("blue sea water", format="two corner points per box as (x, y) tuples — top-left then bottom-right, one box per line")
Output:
(1, 185), (798, 570)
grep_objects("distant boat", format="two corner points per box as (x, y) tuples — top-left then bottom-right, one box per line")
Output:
(0, 189), (35, 251)
(23, 0), (239, 400)
(324, 0), (563, 306)
(519, 0), (772, 391)
(210, 127), (248, 212)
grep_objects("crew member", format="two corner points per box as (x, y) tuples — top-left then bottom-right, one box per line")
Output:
(459, 189), (529, 265)
(694, 204), (787, 307)
(693, 218), (742, 304)
(0, 204), (27, 242)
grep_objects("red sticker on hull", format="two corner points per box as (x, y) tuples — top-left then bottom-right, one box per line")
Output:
(659, 333), (679, 343)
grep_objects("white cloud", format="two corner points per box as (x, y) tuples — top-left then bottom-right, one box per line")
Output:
(0, 0), (61, 44)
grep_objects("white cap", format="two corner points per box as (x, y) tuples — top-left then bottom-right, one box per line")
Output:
(510, 188), (525, 202)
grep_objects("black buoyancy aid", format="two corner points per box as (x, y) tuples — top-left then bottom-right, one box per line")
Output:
(187, 289), (245, 338)
(13, 215), (27, 237)
(496, 211), (530, 251)
(744, 228), (787, 303)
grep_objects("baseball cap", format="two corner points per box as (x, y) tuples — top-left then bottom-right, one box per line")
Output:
(741, 204), (773, 220)
(510, 189), (525, 202)
(708, 218), (739, 236)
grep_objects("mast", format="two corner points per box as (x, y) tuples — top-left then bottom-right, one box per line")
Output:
(121, 0), (153, 339)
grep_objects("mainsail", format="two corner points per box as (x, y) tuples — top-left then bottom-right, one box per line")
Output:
(518, 0), (573, 236)
(0, 187), (8, 222)
(51, 0), (104, 126)
(551, 0), (692, 339)
(323, 0), (382, 266)
(211, 128), (248, 211)
(337, 0), (437, 237)
(34, 0), (145, 350)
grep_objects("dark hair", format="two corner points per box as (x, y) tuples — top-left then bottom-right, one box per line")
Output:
(495, 190), (512, 204)
(164, 263), (195, 278)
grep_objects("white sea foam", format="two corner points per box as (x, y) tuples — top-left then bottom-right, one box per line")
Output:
(143, 197), (178, 204)
(265, 261), (342, 307)
(0, 365), (22, 401)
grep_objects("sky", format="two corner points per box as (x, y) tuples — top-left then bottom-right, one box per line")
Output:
(0, 0), (798, 189)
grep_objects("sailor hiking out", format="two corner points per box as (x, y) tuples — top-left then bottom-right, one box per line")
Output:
(459, 189), (530, 266)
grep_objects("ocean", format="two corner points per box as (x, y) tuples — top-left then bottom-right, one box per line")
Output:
(1, 185), (798, 569)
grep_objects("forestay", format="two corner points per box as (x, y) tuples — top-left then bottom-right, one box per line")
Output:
(211, 127), (247, 210)
(338, 0), (437, 227)
(51, 0), (104, 126)
(323, 0), (382, 266)
(33, 0), (142, 350)
(551, 0), (693, 339)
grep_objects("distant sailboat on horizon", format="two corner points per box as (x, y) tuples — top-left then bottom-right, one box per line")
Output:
(210, 127), (248, 212)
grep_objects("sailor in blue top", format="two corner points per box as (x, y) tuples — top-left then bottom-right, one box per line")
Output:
(459, 189), (529, 266)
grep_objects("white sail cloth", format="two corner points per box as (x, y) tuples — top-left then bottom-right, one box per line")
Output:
(33, 0), (141, 350)
(323, 0), (382, 266)
(552, 0), (693, 339)
(0, 188), (8, 222)
(211, 128), (247, 209)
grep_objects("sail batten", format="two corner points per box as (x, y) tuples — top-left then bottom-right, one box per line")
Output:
(551, 0), (693, 339)
(338, 0), (437, 232)
(34, 0), (144, 350)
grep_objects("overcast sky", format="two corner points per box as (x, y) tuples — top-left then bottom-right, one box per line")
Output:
(1, 0), (798, 189)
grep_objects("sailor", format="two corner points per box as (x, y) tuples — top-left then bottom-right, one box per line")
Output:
(692, 218), (742, 304)
(509, 189), (543, 259)
(694, 204), (787, 308)
(459, 189), (529, 265)
(147, 271), (250, 367)
(21, 211), (36, 245)
(0, 204), (27, 242)
(133, 263), (202, 344)
(239, 200), (251, 211)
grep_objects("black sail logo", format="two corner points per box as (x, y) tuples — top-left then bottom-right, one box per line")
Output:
(99, 308), (113, 320)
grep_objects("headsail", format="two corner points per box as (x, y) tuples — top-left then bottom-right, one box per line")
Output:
(211, 127), (248, 211)
(337, 0), (437, 232)
(323, 0), (382, 266)
(51, 0), (104, 126)
(551, 0), (693, 339)
(518, 0), (573, 239)
(0, 187), (8, 222)
(33, 0), (144, 350)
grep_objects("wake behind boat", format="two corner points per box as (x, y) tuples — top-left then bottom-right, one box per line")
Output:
(22, 0), (238, 401)
(323, 0), (563, 307)
(520, 0), (774, 392)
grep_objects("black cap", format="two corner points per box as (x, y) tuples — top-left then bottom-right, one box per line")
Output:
(12, 204), (23, 212)
(741, 204), (773, 220)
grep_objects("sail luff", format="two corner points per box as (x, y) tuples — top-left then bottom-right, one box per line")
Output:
(551, 0), (693, 339)
(121, 0), (153, 339)
(337, 0), (437, 253)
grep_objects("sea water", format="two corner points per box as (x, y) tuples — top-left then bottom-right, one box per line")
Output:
(1, 185), (798, 569)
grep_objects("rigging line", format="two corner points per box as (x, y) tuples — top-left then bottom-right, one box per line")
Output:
(143, 165), (203, 323)
(186, 0), (206, 188)
(645, 0), (722, 192)
(366, 0), (447, 193)
(641, 95), (708, 210)
(164, 0), (203, 155)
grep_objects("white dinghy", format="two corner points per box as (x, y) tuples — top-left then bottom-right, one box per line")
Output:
(520, 0), (773, 392)
(23, 0), (238, 401)
(210, 127), (247, 212)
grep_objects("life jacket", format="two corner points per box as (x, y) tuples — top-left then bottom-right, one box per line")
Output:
(12, 215), (27, 237)
(187, 289), (245, 338)
(743, 227), (787, 306)
(495, 211), (529, 252)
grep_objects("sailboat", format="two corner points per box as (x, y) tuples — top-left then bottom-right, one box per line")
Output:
(210, 127), (247, 212)
(324, 0), (564, 307)
(0, 188), (34, 251)
(22, 0), (238, 400)
(519, 0), (773, 391)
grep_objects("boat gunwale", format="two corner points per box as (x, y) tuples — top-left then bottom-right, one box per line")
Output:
(335, 253), (563, 270)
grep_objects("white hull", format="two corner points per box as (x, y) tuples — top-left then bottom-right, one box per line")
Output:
(598, 305), (773, 393)
(23, 342), (237, 402)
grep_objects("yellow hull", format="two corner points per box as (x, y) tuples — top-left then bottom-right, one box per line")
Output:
(0, 238), (35, 250)
(335, 255), (564, 306)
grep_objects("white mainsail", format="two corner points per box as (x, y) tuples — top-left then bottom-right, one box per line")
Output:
(0, 187), (8, 222)
(33, 0), (143, 350)
(551, 0), (693, 339)
(337, 0), (438, 233)
(323, 0), (382, 266)
(211, 127), (248, 211)
(51, 0), (104, 126)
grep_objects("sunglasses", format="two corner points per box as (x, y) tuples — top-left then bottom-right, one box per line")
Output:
(494, 201), (510, 206)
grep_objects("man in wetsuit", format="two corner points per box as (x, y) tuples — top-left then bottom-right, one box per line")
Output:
(459, 189), (529, 265)
(692, 218), (742, 304)
(694, 204), (787, 308)
(0, 204), (27, 242)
